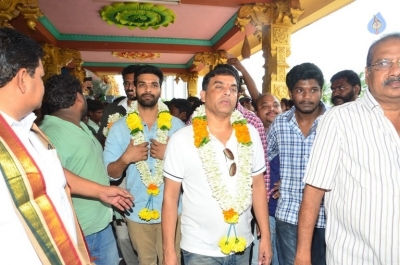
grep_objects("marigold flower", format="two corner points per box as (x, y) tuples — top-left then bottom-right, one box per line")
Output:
(126, 113), (143, 132)
(233, 123), (251, 144)
(218, 236), (233, 254)
(158, 112), (172, 130)
(233, 237), (247, 252)
(193, 118), (209, 147)
(147, 183), (159, 195)
(223, 209), (239, 224)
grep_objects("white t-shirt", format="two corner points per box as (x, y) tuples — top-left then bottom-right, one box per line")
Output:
(163, 124), (266, 257)
(0, 112), (76, 264)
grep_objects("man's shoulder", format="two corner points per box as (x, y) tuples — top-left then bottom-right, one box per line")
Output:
(170, 116), (186, 131)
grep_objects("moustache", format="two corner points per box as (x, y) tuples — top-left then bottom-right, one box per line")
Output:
(266, 110), (278, 115)
(384, 76), (400, 86)
(299, 101), (314, 105)
(332, 96), (344, 101)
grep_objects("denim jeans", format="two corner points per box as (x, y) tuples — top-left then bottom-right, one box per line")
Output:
(276, 219), (326, 265)
(182, 246), (251, 265)
(85, 223), (119, 265)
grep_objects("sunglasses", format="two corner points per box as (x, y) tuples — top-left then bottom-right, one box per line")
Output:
(223, 148), (237, 177)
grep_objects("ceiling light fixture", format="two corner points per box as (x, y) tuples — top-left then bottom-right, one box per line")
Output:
(93, 0), (180, 5)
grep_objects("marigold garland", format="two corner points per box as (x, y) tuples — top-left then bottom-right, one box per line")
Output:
(103, 113), (123, 137)
(192, 104), (253, 254)
(126, 100), (172, 221)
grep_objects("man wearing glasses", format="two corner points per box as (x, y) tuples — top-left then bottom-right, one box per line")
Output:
(162, 66), (272, 265)
(295, 33), (400, 264)
(330, 70), (361, 106)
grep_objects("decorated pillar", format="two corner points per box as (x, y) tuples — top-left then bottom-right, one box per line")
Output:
(235, 1), (304, 99)
(175, 72), (199, 97)
(193, 50), (228, 71)
(0, 0), (42, 29)
(41, 43), (85, 82)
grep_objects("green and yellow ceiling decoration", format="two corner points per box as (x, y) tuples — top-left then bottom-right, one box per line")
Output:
(100, 2), (176, 30)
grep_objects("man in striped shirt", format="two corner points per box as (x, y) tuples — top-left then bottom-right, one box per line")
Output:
(267, 63), (328, 265)
(295, 33), (400, 264)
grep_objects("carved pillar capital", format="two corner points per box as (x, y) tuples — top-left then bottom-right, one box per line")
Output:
(175, 72), (199, 97)
(193, 51), (227, 70)
(41, 43), (85, 82)
(0, 0), (43, 30)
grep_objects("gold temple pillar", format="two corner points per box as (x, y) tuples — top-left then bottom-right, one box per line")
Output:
(193, 51), (228, 71)
(175, 72), (199, 97)
(41, 43), (85, 82)
(236, 1), (304, 99)
(101, 75), (120, 96)
(0, 0), (42, 29)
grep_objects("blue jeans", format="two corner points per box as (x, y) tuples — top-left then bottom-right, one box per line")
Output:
(276, 219), (326, 265)
(85, 224), (119, 265)
(182, 246), (251, 265)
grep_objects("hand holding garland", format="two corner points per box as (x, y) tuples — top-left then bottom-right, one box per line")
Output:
(107, 139), (149, 179)
(150, 139), (168, 160)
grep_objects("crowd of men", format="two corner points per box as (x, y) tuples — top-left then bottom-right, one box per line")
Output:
(1, 26), (399, 265)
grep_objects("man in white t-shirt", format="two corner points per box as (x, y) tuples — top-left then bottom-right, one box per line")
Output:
(162, 66), (272, 265)
(0, 27), (133, 264)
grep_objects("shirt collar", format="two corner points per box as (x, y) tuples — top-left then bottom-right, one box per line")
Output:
(285, 101), (328, 122)
(118, 98), (129, 110)
(1, 111), (36, 135)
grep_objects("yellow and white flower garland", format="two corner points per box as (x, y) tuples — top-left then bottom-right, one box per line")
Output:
(192, 104), (253, 254)
(103, 113), (123, 137)
(126, 100), (172, 221)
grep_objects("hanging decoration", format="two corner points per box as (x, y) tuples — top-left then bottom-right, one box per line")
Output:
(112, 51), (160, 60)
(241, 35), (251, 59)
(367, 12), (386, 35)
(100, 2), (176, 30)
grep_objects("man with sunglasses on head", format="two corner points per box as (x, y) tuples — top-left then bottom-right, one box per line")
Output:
(162, 66), (272, 265)
(295, 33), (400, 265)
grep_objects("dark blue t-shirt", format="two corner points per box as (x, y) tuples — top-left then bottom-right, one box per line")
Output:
(269, 155), (280, 216)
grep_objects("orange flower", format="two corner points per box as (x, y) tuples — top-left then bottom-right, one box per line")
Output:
(193, 118), (209, 147)
(223, 208), (239, 224)
(147, 183), (159, 196)
(233, 123), (251, 144)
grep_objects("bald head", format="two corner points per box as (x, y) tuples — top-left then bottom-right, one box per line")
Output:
(256, 93), (282, 129)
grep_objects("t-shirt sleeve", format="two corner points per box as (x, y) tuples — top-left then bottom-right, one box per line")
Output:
(163, 128), (186, 183)
(249, 125), (266, 176)
(304, 110), (340, 190)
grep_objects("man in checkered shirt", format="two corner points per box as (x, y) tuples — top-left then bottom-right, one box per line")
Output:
(267, 63), (328, 265)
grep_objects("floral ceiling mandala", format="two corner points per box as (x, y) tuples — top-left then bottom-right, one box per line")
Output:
(112, 51), (161, 60)
(100, 2), (176, 30)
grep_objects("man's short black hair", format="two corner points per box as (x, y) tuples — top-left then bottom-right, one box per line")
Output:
(330, 70), (361, 95)
(170, 98), (192, 115)
(87, 99), (104, 112)
(133, 65), (164, 87)
(44, 74), (82, 114)
(0, 28), (44, 88)
(187, 96), (201, 104)
(286, 63), (324, 92)
(202, 65), (239, 91)
(121, 65), (141, 80)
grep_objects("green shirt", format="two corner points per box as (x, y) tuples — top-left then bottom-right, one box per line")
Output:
(40, 115), (112, 236)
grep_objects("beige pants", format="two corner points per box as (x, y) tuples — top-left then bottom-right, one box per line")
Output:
(126, 217), (181, 265)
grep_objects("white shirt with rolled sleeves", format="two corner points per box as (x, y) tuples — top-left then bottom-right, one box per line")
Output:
(163, 123), (266, 257)
(303, 90), (400, 264)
